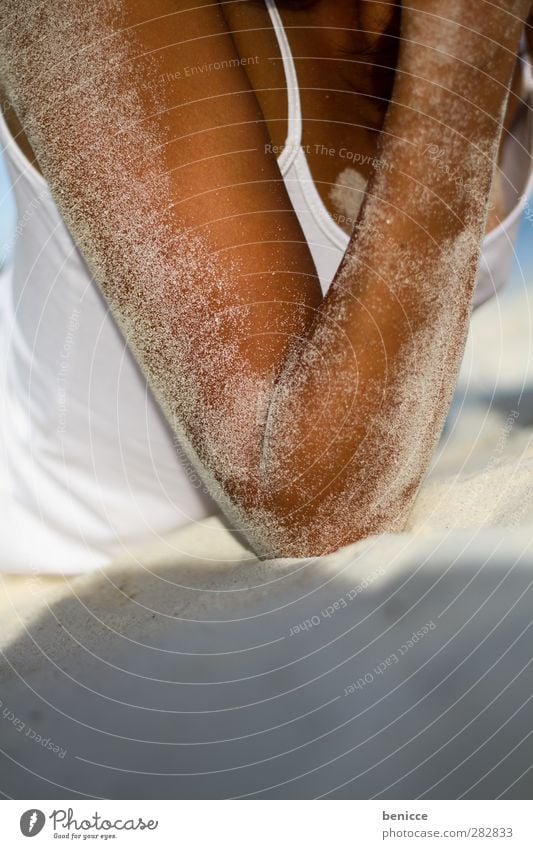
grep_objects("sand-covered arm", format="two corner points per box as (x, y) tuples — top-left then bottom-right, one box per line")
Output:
(0, 0), (528, 557)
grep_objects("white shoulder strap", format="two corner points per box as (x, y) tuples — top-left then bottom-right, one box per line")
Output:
(264, 0), (303, 169)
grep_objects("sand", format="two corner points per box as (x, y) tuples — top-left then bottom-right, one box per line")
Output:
(0, 2), (531, 797)
(1, 281), (533, 796)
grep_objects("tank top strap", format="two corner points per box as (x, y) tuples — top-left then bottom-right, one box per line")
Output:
(264, 0), (303, 173)
(0, 104), (48, 193)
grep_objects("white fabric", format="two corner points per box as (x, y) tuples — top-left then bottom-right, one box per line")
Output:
(0, 3), (532, 574)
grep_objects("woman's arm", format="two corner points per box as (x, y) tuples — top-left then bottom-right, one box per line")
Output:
(0, 0), (528, 557)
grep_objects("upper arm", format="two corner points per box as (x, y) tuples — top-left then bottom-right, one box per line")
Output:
(0, 0), (321, 433)
(0, 0), (325, 503)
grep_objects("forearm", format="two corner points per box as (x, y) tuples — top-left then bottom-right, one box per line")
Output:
(257, 3), (527, 556)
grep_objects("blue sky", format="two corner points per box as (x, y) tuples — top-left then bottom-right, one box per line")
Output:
(1, 152), (532, 284)
(511, 202), (533, 286)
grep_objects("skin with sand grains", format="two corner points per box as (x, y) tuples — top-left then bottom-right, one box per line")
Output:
(0, 0), (530, 558)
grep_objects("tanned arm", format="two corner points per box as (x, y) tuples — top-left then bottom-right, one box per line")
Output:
(0, 0), (529, 556)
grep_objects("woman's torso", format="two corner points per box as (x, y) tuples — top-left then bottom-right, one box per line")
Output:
(0, 0), (532, 572)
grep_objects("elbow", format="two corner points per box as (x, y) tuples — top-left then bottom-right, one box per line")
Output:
(223, 447), (421, 558)
(229, 483), (411, 560)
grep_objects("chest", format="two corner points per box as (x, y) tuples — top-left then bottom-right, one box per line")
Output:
(222, 1), (394, 231)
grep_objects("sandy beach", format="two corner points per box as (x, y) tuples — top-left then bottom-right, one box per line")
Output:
(2, 280), (533, 798)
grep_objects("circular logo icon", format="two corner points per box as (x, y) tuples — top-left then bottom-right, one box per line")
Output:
(20, 810), (46, 837)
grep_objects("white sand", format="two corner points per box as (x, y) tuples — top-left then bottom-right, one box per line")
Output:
(1, 282), (533, 798)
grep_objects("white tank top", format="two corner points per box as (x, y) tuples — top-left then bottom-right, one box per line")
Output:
(1, 1), (532, 573)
